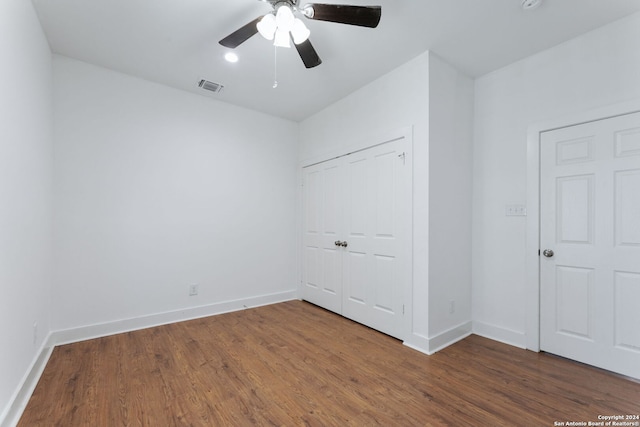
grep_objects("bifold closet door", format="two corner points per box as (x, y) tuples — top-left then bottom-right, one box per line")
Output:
(302, 139), (408, 339)
(340, 141), (406, 338)
(301, 158), (343, 314)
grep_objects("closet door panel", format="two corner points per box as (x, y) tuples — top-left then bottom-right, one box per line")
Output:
(342, 140), (406, 339)
(301, 160), (343, 313)
(343, 152), (371, 321)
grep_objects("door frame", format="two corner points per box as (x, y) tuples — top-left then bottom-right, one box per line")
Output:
(299, 126), (414, 341)
(525, 98), (640, 352)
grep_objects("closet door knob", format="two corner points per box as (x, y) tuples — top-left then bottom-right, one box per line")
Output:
(335, 241), (342, 246)
(340, 241), (348, 248)
(542, 249), (554, 258)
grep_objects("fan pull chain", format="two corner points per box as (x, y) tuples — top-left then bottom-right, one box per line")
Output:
(273, 45), (278, 89)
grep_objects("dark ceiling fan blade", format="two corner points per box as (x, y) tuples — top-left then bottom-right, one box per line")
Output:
(219, 16), (262, 48)
(304, 4), (381, 28)
(294, 38), (322, 69)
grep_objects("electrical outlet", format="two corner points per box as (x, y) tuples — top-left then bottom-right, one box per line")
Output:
(189, 284), (199, 296)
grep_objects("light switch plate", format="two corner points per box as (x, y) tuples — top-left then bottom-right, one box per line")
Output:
(506, 204), (527, 216)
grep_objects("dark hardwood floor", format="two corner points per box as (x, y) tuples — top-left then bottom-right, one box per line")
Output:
(18, 300), (640, 426)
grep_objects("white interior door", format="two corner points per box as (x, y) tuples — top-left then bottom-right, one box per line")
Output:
(540, 111), (640, 379)
(301, 137), (409, 340)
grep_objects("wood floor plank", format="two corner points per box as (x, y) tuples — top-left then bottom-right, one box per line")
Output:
(18, 300), (640, 426)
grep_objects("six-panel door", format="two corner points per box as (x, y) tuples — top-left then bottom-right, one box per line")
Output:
(540, 111), (640, 379)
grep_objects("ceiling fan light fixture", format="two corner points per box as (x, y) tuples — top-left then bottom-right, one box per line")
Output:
(257, 13), (277, 40)
(259, 5), (302, 47)
(275, 5), (295, 32)
(274, 27), (291, 48)
(291, 18), (310, 44)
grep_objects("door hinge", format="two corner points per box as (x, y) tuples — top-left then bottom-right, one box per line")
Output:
(398, 152), (406, 165)
(402, 304), (405, 315)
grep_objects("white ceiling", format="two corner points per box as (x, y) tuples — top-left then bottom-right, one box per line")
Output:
(32, 0), (640, 122)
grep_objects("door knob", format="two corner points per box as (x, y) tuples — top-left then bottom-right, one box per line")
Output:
(542, 249), (554, 258)
(340, 241), (348, 247)
(335, 241), (342, 246)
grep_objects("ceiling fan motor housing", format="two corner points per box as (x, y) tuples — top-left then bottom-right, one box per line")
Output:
(265, 0), (299, 8)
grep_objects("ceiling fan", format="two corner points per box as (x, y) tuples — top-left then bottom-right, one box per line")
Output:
(219, 1), (382, 69)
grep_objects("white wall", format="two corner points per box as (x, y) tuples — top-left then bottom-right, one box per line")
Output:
(427, 55), (474, 346)
(52, 56), (299, 334)
(472, 12), (640, 347)
(300, 52), (474, 353)
(0, 0), (53, 423)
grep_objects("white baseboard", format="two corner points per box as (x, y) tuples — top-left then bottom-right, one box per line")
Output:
(1, 291), (296, 427)
(0, 339), (54, 427)
(427, 321), (473, 354)
(473, 320), (527, 349)
(403, 321), (473, 355)
(402, 332), (430, 355)
(51, 290), (296, 346)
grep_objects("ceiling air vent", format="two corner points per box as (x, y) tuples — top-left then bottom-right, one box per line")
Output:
(197, 79), (224, 94)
